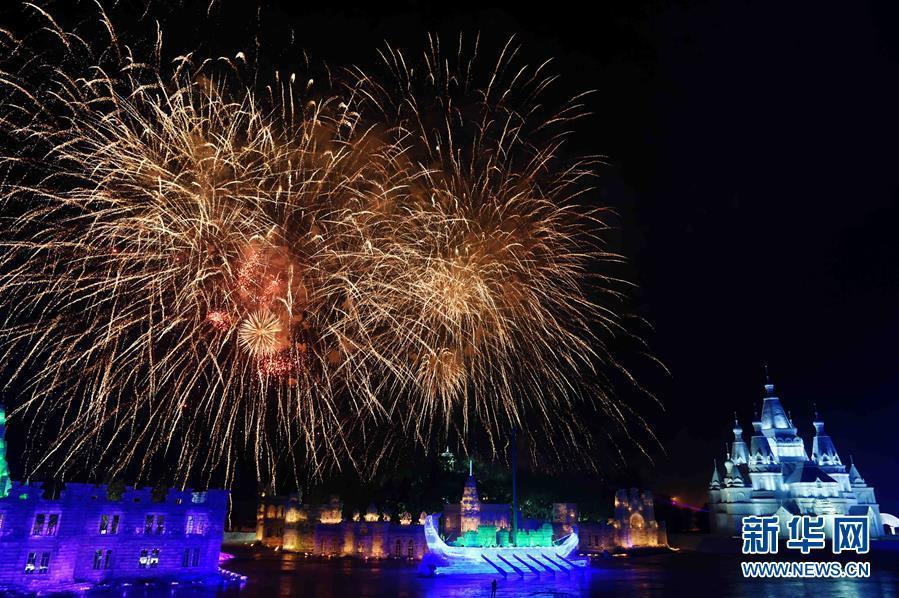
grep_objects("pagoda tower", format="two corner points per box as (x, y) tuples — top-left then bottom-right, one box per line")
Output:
(460, 460), (481, 533)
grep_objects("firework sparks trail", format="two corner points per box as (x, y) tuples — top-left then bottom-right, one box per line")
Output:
(0, 5), (657, 488)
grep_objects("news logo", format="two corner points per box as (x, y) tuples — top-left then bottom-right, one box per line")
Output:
(741, 515), (779, 555)
(741, 515), (872, 578)
(832, 516), (869, 555)
(785, 515), (826, 554)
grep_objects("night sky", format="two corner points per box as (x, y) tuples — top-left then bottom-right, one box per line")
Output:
(184, 0), (899, 513)
(5, 1), (899, 516)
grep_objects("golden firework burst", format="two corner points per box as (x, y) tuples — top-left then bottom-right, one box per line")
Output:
(0, 6), (654, 487)
(238, 310), (283, 357)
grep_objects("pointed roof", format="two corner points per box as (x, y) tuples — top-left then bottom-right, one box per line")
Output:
(731, 413), (749, 465)
(811, 416), (844, 471)
(709, 460), (721, 489)
(848, 460), (866, 486)
(731, 464), (746, 487)
(759, 382), (798, 439)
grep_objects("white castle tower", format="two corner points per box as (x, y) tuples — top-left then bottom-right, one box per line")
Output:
(708, 379), (883, 537)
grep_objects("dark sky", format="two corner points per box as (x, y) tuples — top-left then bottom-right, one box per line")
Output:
(6, 0), (899, 515)
(272, 0), (899, 513)
(188, 0), (898, 513)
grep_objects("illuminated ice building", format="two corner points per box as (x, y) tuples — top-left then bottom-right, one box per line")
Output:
(708, 381), (883, 537)
(0, 403), (230, 593)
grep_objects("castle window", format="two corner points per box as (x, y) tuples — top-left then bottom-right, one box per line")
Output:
(31, 513), (60, 536)
(99, 514), (120, 535)
(47, 514), (59, 535)
(186, 514), (208, 535)
(394, 539), (402, 557)
(31, 514), (44, 535)
(408, 540), (414, 558)
(25, 552), (50, 574)
(181, 548), (200, 567)
(24, 552), (36, 574)
(92, 549), (113, 570)
(138, 548), (160, 568)
(145, 515), (165, 535)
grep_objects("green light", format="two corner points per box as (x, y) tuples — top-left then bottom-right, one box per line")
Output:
(0, 403), (11, 498)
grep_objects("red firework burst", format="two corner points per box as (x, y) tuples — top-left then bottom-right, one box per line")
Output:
(205, 310), (233, 330)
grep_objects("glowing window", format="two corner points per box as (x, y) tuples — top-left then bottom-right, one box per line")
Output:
(46, 514), (59, 536)
(24, 552), (36, 574)
(25, 552), (51, 574)
(99, 514), (120, 535)
(138, 548), (160, 568)
(31, 513), (59, 536)
(31, 514), (44, 536)
(186, 513), (208, 535)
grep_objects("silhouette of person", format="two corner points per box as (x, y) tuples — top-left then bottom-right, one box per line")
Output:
(491, 578), (497, 597)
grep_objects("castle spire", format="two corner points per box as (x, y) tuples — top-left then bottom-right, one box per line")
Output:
(811, 407), (844, 472)
(709, 460), (721, 489)
(758, 374), (797, 438)
(0, 402), (11, 499)
(731, 413), (749, 465)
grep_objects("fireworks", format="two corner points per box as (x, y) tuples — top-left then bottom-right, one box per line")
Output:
(238, 310), (285, 358)
(0, 5), (651, 487)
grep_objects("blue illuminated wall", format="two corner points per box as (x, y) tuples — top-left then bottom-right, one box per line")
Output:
(0, 482), (228, 592)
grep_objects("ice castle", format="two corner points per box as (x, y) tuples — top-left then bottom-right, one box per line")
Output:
(708, 380), (883, 537)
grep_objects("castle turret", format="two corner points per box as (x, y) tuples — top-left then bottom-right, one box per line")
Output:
(811, 411), (845, 473)
(731, 414), (749, 465)
(709, 460), (721, 490)
(848, 460), (867, 487)
(748, 417), (777, 471)
(758, 381), (808, 461)
(0, 403), (11, 499)
(759, 383), (797, 437)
